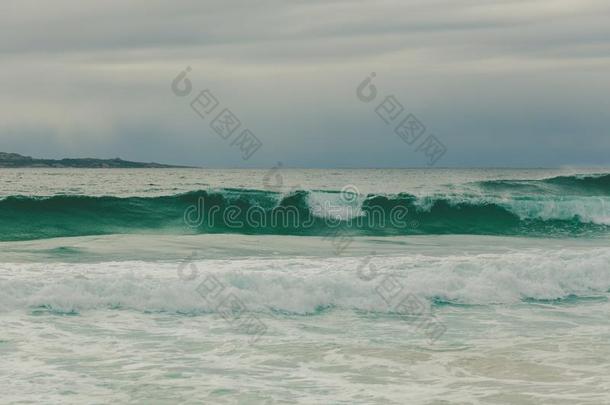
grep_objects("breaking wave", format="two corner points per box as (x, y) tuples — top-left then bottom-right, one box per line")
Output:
(2, 247), (610, 314)
(0, 174), (609, 241)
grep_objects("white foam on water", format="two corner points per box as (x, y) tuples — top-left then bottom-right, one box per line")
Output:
(306, 191), (366, 221)
(499, 196), (610, 225)
(2, 246), (610, 314)
(411, 194), (610, 225)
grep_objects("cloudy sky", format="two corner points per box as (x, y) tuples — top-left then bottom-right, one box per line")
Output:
(1, 0), (609, 167)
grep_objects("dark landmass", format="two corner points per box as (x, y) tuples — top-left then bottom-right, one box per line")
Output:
(0, 152), (192, 168)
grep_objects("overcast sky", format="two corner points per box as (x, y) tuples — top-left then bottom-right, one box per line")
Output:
(1, 0), (609, 167)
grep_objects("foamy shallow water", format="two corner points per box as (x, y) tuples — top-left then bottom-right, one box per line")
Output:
(2, 234), (610, 404)
(3, 305), (610, 404)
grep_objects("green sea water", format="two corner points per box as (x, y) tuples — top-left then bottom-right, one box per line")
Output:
(1, 169), (609, 241)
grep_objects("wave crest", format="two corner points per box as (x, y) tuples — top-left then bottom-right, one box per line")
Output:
(1, 175), (610, 241)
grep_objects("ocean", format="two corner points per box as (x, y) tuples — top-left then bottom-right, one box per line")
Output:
(1, 168), (610, 404)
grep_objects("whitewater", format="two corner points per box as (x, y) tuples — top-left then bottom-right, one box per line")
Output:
(1, 168), (610, 404)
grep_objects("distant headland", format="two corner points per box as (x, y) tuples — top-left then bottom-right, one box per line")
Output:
(0, 152), (193, 168)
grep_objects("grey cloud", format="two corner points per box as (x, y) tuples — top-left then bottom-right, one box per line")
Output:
(0, 0), (609, 167)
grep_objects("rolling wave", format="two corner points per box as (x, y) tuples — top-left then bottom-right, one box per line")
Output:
(476, 173), (610, 195)
(1, 174), (609, 241)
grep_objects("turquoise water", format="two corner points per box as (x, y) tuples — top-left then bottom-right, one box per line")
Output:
(1, 169), (610, 403)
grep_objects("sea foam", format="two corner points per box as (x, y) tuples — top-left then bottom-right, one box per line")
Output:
(2, 246), (610, 314)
